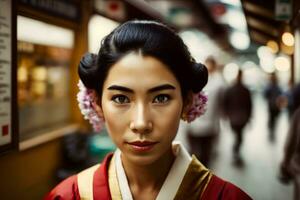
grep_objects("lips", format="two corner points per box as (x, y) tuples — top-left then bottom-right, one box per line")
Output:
(128, 141), (157, 146)
(127, 141), (158, 152)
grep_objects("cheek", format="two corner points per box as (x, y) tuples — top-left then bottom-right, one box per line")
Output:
(155, 102), (182, 138)
(101, 102), (128, 142)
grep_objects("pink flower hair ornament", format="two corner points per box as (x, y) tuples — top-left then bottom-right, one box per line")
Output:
(77, 80), (207, 131)
(77, 80), (104, 132)
(184, 92), (208, 123)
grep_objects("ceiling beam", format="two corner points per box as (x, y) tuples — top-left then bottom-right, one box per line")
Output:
(242, 0), (274, 20)
(249, 26), (278, 41)
(246, 16), (280, 37)
(244, 10), (281, 27)
(249, 29), (272, 45)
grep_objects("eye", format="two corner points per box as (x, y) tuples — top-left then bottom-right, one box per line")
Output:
(153, 94), (170, 104)
(111, 95), (130, 104)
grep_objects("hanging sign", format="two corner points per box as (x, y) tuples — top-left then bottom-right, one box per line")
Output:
(275, 0), (292, 21)
(0, 0), (17, 153)
(94, 0), (126, 21)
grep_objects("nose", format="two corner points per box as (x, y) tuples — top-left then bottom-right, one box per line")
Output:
(130, 103), (153, 134)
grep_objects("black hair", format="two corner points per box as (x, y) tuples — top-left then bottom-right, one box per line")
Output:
(78, 20), (208, 99)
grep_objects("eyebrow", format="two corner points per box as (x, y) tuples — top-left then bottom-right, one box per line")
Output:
(107, 84), (176, 93)
(148, 84), (176, 92)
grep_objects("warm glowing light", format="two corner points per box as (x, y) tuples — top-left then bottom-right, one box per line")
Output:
(223, 63), (239, 82)
(282, 32), (294, 46)
(257, 46), (273, 58)
(32, 67), (47, 81)
(230, 31), (250, 50)
(260, 58), (275, 73)
(89, 15), (119, 53)
(18, 66), (28, 82)
(274, 56), (290, 71)
(18, 16), (74, 48)
(222, 10), (247, 31)
(257, 46), (275, 73)
(243, 67), (263, 89)
(266, 40), (279, 53)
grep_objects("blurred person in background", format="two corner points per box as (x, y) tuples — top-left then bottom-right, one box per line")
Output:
(187, 56), (225, 167)
(45, 20), (252, 200)
(286, 80), (295, 118)
(287, 82), (300, 118)
(264, 73), (284, 141)
(223, 69), (252, 165)
(279, 107), (300, 200)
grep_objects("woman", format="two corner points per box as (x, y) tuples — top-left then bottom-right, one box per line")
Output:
(45, 20), (252, 200)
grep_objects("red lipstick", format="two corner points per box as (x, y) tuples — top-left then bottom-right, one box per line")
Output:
(127, 141), (158, 152)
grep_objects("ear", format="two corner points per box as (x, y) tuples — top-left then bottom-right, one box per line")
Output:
(181, 91), (193, 121)
(92, 101), (105, 120)
(91, 91), (105, 120)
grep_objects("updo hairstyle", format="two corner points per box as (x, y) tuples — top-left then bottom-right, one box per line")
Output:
(78, 20), (208, 100)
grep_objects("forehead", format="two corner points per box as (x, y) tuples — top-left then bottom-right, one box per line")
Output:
(103, 53), (180, 89)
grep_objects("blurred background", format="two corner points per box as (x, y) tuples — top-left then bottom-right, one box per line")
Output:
(0, 0), (299, 199)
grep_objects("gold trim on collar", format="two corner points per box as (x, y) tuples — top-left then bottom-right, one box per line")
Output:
(173, 155), (212, 200)
(77, 164), (100, 200)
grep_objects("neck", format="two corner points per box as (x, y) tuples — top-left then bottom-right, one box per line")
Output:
(121, 147), (175, 195)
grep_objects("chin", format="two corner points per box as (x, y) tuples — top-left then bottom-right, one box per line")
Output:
(126, 151), (163, 166)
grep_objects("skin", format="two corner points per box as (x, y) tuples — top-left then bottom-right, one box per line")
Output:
(94, 52), (188, 199)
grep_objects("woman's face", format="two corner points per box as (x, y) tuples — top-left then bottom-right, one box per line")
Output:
(99, 53), (184, 165)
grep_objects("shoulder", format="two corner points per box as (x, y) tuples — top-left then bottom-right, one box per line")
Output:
(43, 175), (80, 200)
(220, 180), (252, 200)
(43, 164), (102, 200)
(43, 153), (113, 200)
(201, 175), (252, 200)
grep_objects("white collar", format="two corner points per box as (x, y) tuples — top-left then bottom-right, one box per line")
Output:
(114, 141), (192, 200)
(115, 149), (134, 200)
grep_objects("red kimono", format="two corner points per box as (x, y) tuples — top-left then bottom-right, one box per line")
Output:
(45, 154), (252, 200)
